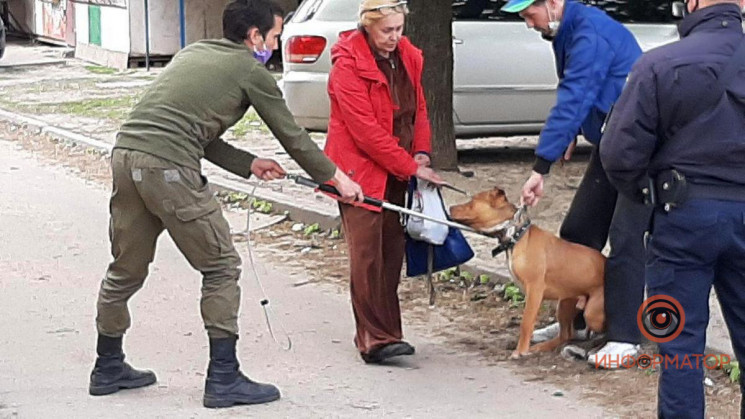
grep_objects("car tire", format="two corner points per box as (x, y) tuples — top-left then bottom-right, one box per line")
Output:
(0, 19), (6, 60)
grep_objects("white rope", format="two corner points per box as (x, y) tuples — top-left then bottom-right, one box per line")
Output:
(238, 183), (292, 351)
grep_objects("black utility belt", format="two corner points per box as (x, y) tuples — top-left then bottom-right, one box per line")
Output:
(644, 170), (745, 211)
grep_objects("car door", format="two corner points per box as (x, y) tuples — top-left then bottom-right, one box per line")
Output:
(452, 0), (557, 131)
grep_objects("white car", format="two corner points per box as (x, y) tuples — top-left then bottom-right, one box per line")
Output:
(281, 0), (679, 136)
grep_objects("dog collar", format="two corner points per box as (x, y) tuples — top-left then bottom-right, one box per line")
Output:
(489, 206), (531, 257)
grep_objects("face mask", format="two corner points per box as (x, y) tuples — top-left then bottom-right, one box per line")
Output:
(546, 3), (561, 37)
(253, 37), (273, 64)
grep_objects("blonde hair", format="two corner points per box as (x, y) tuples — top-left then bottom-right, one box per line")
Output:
(358, 0), (409, 28)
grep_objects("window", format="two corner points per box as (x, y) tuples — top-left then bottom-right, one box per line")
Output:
(292, 0), (324, 23)
(581, 0), (675, 24)
(293, 0), (362, 23)
(452, 0), (521, 22)
(452, 0), (675, 23)
(315, 0), (361, 21)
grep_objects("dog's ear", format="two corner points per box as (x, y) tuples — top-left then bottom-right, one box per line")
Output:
(489, 187), (505, 199)
(486, 187), (509, 208)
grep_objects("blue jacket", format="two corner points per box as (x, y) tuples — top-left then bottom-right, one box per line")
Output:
(534, 1), (641, 174)
(600, 4), (745, 202)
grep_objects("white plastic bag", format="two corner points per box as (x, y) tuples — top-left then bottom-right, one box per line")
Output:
(406, 180), (449, 245)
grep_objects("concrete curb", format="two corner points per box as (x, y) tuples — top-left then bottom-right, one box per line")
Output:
(0, 59), (67, 68)
(0, 108), (340, 230)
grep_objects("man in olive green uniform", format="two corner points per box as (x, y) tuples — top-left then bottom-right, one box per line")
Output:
(89, 0), (362, 408)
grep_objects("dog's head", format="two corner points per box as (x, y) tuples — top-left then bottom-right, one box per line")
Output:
(450, 187), (517, 232)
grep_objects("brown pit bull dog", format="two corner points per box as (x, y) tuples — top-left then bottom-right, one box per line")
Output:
(450, 187), (605, 359)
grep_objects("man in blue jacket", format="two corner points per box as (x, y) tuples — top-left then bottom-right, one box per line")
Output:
(502, 0), (650, 364)
(601, 1), (745, 416)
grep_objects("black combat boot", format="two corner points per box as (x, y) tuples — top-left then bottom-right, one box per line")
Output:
(89, 335), (157, 396)
(203, 336), (281, 408)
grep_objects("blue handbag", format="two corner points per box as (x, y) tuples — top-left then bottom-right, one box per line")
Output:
(404, 179), (475, 277)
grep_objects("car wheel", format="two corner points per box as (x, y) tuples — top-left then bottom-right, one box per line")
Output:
(0, 20), (6, 59)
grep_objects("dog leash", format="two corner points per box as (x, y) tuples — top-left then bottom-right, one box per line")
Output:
(237, 183), (292, 351)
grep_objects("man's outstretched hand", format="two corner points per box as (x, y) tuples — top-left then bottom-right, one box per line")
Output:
(250, 158), (287, 181)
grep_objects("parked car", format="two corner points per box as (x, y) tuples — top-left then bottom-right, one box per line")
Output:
(0, 17), (6, 60)
(281, 0), (679, 136)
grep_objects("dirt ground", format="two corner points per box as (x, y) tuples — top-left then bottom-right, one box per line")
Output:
(2, 121), (740, 418)
(2, 125), (606, 418)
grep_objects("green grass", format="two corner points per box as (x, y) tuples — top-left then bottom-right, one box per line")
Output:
(85, 65), (118, 75)
(10, 96), (140, 121)
(231, 109), (268, 137)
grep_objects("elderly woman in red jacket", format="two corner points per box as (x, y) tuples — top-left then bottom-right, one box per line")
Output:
(324, 0), (444, 364)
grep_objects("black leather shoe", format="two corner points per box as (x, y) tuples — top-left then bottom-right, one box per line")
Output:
(361, 341), (415, 364)
(203, 337), (281, 408)
(89, 335), (156, 396)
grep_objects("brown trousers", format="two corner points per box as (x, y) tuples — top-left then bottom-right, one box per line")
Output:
(339, 179), (407, 354)
(97, 149), (242, 339)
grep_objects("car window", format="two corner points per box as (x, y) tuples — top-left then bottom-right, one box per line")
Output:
(452, 0), (522, 21)
(581, 0), (675, 23)
(293, 0), (360, 23)
(317, 0), (360, 21)
(292, 0), (325, 23)
(452, 0), (675, 23)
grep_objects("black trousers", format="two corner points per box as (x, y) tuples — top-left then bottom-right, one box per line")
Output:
(560, 147), (652, 343)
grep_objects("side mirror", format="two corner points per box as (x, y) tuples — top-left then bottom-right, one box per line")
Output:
(671, 1), (686, 19)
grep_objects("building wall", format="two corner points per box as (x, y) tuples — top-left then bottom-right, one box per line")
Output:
(7, 0), (36, 36)
(74, 2), (130, 68)
(74, 0), (298, 66)
(184, 0), (231, 44)
(75, 2), (129, 52)
(35, 0), (67, 41)
(129, 0), (179, 56)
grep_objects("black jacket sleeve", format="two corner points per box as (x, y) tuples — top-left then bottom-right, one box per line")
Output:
(599, 57), (660, 202)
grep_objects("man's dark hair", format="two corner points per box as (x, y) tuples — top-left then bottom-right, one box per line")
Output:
(223, 0), (284, 43)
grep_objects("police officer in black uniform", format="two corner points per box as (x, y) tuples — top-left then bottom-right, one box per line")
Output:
(600, 0), (745, 417)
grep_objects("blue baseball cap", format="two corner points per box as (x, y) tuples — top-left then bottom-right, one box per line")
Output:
(501, 0), (538, 13)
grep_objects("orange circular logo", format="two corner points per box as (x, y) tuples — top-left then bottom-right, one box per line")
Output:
(637, 295), (685, 343)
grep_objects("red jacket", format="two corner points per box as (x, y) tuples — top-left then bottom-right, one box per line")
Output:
(324, 30), (432, 211)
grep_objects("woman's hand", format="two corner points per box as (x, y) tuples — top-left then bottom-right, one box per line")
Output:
(332, 168), (364, 203)
(415, 166), (445, 186)
(414, 153), (431, 167)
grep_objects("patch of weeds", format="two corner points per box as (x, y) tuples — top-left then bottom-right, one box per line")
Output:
(303, 223), (321, 237)
(723, 360), (740, 383)
(503, 283), (525, 307)
(13, 96), (140, 121)
(252, 199), (273, 214)
(329, 229), (342, 239)
(85, 65), (118, 75)
(224, 192), (249, 204)
(232, 109), (266, 137)
(439, 267), (459, 282)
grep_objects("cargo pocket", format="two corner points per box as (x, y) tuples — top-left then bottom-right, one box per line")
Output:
(174, 198), (230, 259)
(651, 207), (718, 268)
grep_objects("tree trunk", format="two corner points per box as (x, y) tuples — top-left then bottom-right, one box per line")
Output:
(406, 1), (458, 170)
